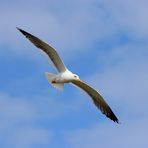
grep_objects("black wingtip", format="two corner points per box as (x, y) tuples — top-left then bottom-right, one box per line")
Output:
(16, 27), (20, 30)
(112, 115), (118, 123)
(106, 110), (119, 124)
(16, 27), (22, 32)
(114, 119), (119, 124)
(16, 27), (29, 36)
(112, 116), (120, 124)
(112, 115), (119, 124)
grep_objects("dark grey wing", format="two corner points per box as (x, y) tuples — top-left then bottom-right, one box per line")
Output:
(17, 27), (67, 73)
(72, 79), (119, 123)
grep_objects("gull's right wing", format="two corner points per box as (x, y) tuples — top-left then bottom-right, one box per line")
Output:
(17, 28), (67, 73)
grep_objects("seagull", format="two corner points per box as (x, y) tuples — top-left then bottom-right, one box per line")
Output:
(17, 27), (119, 123)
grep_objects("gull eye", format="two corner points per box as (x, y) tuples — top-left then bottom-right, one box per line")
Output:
(74, 75), (77, 78)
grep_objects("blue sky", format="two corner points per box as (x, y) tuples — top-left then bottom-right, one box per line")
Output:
(0, 0), (148, 147)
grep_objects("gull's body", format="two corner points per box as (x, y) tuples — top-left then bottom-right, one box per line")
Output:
(45, 69), (79, 90)
(52, 69), (77, 83)
(17, 27), (119, 123)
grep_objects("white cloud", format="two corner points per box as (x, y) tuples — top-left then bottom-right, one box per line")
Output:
(65, 118), (148, 148)
(1, 0), (148, 55)
(0, 90), (84, 147)
(11, 127), (51, 148)
(0, 92), (52, 147)
(0, 90), (86, 147)
(0, 93), (38, 123)
(0, 0), (118, 58)
(1, 0), (148, 63)
(101, 0), (148, 39)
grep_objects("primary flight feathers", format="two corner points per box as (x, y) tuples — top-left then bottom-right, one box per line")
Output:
(17, 27), (119, 123)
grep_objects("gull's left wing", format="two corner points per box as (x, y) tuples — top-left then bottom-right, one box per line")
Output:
(71, 79), (119, 123)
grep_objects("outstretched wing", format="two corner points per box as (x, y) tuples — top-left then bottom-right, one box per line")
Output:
(17, 27), (67, 73)
(72, 79), (119, 123)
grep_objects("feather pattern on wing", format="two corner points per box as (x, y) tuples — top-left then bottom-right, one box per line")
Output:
(17, 28), (67, 73)
(72, 79), (119, 123)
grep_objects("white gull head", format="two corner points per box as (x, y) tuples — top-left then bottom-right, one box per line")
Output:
(59, 69), (80, 83)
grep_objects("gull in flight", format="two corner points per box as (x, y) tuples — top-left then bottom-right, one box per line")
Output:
(17, 27), (119, 123)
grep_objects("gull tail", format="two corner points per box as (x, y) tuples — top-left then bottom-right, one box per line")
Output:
(45, 72), (64, 91)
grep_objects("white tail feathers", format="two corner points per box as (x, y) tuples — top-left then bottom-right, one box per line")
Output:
(45, 72), (64, 91)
